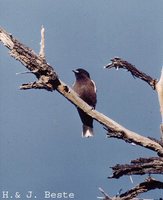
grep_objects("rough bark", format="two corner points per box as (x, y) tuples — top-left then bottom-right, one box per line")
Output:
(109, 157), (163, 179)
(105, 57), (163, 141)
(119, 177), (163, 200)
(1, 27), (163, 199)
(104, 57), (157, 89)
(0, 27), (163, 157)
(100, 177), (163, 200)
(0, 28), (60, 91)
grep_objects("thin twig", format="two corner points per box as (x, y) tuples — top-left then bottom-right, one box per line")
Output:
(98, 188), (112, 200)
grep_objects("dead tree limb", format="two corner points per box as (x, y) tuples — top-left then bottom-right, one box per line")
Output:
(1, 27), (163, 157)
(161, 124), (163, 142)
(0, 28), (60, 91)
(1, 27), (163, 200)
(156, 68), (163, 119)
(156, 68), (163, 141)
(100, 177), (163, 200)
(104, 57), (157, 89)
(105, 57), (163, 141)
(119, 177), (163, 200)
(109, 157), (163, 179)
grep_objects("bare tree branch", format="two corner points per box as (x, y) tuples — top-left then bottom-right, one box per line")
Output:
(104, 57), (157, 89)
(109, 157), (163, 179)
(1, 26), (163, 200)
(0, 27), (60, 91)
(156, 68), (163, 119)
(105, 57), (163, 142)
(119, 177), (163, 200)
(161, 124), (163, 142)
(156, 68), (163, 140)
(100, 177), (163, 200)
(39, 25), (45, 59)
(0, 27), (163, 157)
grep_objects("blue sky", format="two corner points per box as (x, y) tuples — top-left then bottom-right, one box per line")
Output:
(0, 0), (163, 199)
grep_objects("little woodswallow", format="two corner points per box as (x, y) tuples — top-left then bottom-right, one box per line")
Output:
(72, 68), (97, 137)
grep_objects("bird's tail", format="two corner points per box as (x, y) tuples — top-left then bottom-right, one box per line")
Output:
(82, 125), (94, 138)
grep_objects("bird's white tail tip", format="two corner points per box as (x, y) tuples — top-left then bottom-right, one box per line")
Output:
(82, 125), (94, 138)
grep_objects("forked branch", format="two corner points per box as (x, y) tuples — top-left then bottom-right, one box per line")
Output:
(1, 26), (163, 200)
(0, 27), (60, 91)
(105, 57), (163, 141)
(0, 27), (163, 157)
(100, 177), (163, 200)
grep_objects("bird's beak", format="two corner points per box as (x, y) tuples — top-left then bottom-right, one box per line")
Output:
(72, 69), (79, 74)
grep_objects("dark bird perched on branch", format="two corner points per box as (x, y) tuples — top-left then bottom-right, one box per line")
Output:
(72, 68), (97, 137)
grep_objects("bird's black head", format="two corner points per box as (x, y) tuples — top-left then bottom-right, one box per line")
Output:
(72, 68), (90, 79)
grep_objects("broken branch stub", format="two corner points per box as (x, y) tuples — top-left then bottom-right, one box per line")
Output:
(0, 27), (60, 91)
